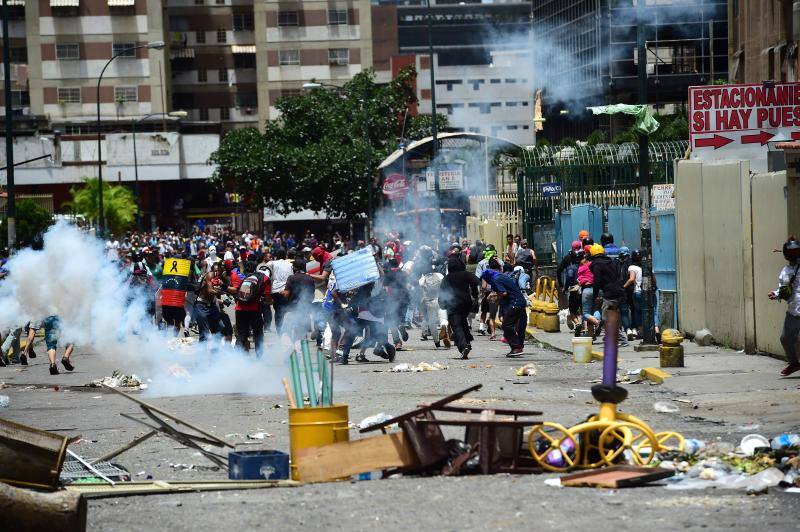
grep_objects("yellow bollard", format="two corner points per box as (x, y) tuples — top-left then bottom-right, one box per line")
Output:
(539, 278), (561, 332)
(529, 277), (544, 326)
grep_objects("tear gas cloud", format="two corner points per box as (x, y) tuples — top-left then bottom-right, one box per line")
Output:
(0, 222), (287, 397)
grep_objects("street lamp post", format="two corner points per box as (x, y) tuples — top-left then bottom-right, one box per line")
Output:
(96, 41), (164, 238)
(132, 110), (187, 231)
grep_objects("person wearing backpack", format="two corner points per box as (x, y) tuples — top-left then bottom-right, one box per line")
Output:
(769, 236), (800, 376)
(228, 259), (269, 358)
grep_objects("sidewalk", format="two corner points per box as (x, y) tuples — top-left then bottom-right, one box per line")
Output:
(526, 325), (800, 432)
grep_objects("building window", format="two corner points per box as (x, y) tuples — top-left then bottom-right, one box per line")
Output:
(490, 78), (501, 84)
(233, 12), (254, 31)
(198, 69), (207, 82)
(220, 107), (230, 120)
(215, 0), (224, 4)
(169, 16), (190, 31)
(55, 43), (80, 61)
(217, 29), (227, 43)
(112, 42), (136, 58)
(328, 48), (349, 66)
(505, 101), (518, 107)
(278, 10), (299, 26)
(11, 90), (30, 106)
(235, 92), (257, 108)
(279, 49), (300, 66)
(196, 31), (206, 44)
(328, 9), (347, 25)
(194, 0), (203, 4)
(114, 86), (138, 103)
(57, 87), (81, 103)
(199, 108), (209, 121)
(234, 53), (256, 69)
(218, 69), (228, 82)
(10, 47), (27, 63)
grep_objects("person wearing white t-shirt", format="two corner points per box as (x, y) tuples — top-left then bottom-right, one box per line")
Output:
(623, 249), (644, 338)
(267, 248), (294, 332)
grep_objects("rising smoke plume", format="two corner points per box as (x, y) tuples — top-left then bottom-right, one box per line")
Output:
(0, 222), (287, 397)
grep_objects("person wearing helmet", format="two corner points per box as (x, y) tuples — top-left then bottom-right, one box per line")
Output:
(564, 249), (583, 330)
(557, 240), (582, 291)
(590, 243), (627, 346)
(769, 236), (800, 376)
(578, 230), (590, 242)
(576, 250), (599, 337)
(600, 233), (620, 260)
(617, 247), (633, 339)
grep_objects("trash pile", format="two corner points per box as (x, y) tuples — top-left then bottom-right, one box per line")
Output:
(390, 362), (447, 372)
(658, 433), (800, 493)
(89, 371), (147, 390)
(167, 336), (197, 352)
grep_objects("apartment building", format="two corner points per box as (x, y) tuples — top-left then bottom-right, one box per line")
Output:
(2, 0), (168, 131)
(167, 0), (258, 126)
(255, 0), (373, 122)
(729, 0), (796, 84)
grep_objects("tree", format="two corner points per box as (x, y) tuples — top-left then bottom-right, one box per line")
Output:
(406, 113), (450, 141)
(586, 129), (607, 146)
(210, 67), (448, 220)
(65, 178), (137, 236)
(1, 199), (53, 249)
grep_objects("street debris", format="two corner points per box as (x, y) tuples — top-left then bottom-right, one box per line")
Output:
(169, 463), (220, 472)
(739, 434), (770, 456)
(0, 395), (9, 408)
(246, 431), (272, 440)
(653, 401), (680, 413)
(89, 371), (147, 390)
(390, 362), (447, 372)
(167, 364), (191, 379)
(516, 363), (538, 377)
(358, 413), (395, 429)
(167, 336), (197, 353)
(558, 465), (675, 489)
(693, 328), (714, 346)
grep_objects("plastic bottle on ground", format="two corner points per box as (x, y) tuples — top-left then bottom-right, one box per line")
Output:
(770, 434), (800, 451)
(0, 395), (9, 408)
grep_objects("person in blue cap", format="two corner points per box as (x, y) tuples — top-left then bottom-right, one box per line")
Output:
(480, 269), (529, 357)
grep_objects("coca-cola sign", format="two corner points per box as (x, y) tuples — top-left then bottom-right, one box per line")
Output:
(382, 173), (408, 200)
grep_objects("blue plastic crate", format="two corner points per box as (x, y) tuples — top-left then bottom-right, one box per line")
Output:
(228, 450), (290, 480)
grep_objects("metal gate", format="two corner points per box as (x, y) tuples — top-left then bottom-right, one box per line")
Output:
(651, 209), (677, 329)
(518, 141), (688, 262)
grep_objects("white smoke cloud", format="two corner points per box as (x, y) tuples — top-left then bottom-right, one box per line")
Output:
(0, 222), (288, 397)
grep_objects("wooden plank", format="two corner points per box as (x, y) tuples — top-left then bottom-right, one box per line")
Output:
(295, 433), (420, 483)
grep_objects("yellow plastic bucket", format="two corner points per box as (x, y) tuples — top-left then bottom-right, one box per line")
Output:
(571, 337), (593, 363)
(288, 404), (349, 480)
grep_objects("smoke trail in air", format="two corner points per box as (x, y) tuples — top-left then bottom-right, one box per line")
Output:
(0, 222), (288, 397)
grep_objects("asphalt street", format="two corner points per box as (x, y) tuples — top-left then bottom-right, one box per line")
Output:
(1, 328), (799, 531)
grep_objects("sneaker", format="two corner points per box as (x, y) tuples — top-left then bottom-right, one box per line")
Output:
(61, 358), (74, 372)
(20, 354), (28, 366)
(49, 363), (59, 375)
(339, 357), (349, 365)
(434, 341), (441, 348)
(460, 345), (471, 360)
(385, 344), (397, 362)
(399, 326), (409, 342)
(500, 337), (508, 344)
(780, 363), (800, 377)
(506, 347), (524, 358)
(28, 347), (36, 359)
(618, 339), (629, 348)
(421, 334), (429, 341)
(478, 325), (486, 335)
(355, 353), (368, 363)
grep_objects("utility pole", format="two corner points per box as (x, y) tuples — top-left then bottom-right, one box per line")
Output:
(426, 0), (441, 235)
(2, 0), (16, 252)
(637, 2), (657, 347)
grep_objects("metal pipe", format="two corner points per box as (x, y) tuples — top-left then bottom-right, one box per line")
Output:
(3, 0), (16, 252)
(0, 153), (52, 172)
(289, 351), (304, 408)
(300, 340), (317, 407)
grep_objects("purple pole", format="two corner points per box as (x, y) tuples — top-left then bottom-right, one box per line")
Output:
(602, 308), (620, 386)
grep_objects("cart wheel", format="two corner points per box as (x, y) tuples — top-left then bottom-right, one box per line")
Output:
(598, 421), (657, 466)
(653, 431), (685, 452)
(528, 422), (580, 472)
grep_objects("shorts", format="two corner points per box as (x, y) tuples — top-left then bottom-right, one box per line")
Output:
(162, 305), (186, 325)
(481, 293), (498, 319)
(43, 316), (59, 351)
(568, 291), (581, 315)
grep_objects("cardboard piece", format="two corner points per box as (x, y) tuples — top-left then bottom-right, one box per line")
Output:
(330, 247), (380, 292)
(295, 433), (419, 483)
(559, 465), (675, 488)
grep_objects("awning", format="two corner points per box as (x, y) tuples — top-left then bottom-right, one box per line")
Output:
(231, 45), (256, 54)
(170, 48), (195, 59)
(108, 0), (135, 5)
(50, 0), (79, 6)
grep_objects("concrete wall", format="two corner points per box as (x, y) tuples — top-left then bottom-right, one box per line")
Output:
(675, 160), (797, 356)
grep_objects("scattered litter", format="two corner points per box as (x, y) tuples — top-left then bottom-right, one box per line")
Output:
(626, 369), (643, 378)
(0, 382), (7, 389)
(225, 433), (245, 439)
(544, 477), (562, 487)
(653, 401), (679, 413)
(771, 433), (800, 451)
(786, 487), (800, 493)
(390, 362), (447, 372)
(246, 432), (272, 440)
(136, 470), (147, 477)
(0, 395), (9, 408)
(167, 364), (191, 379)
(738, 422), (760, 431)
(516, 363), (538, 377)
(739, 434), (770, 456)
(92, 395), (103, 399)
(693, 328), (714, 346)
(89, 370), (147, 390)
(167, 336), (197, 353)
(672, 398), (693, 404)
(169, 463), (220, 472)
(358, 413), (394, 429)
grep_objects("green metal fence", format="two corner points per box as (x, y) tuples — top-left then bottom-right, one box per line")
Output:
(517, 141), (688, 261)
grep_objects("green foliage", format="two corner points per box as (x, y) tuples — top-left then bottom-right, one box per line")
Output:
(210, 67), (448, 219)
(0, 199), (53, 248)
(65, 178), (137, 236)
(406, 113), (450, 141)
(610, 112), (688, 144)
(558, 137), (578, 147)
(586, 129), (607, 146)
(535, 137), (551, 148)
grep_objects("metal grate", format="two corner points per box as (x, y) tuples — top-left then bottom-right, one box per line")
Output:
(60, 457), (130, 483)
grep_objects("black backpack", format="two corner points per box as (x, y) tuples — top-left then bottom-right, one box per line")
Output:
(236, 271), (266, 303)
